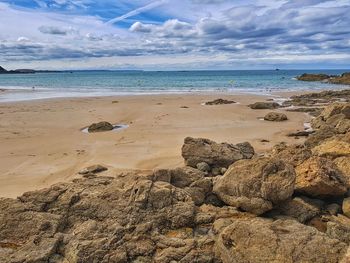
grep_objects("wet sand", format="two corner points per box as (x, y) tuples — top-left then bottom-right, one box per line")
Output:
(0, 93), (310, 198)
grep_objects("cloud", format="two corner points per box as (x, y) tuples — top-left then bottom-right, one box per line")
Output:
(106, 0), (168, 25)
(38, 26), (77, 35)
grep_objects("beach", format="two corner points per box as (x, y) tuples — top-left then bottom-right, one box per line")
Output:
(0, 92), (310, 198)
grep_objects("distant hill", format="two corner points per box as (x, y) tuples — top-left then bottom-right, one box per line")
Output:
(0, 66), (7, 73)
(0, 66), (61, 74)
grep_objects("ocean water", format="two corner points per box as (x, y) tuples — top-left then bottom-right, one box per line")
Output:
(0, 70), (349, 102)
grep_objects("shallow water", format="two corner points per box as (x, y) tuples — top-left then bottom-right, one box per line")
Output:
(0, 70), (348, 102)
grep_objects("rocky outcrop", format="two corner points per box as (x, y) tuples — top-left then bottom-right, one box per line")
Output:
(87, 121), (114, 133)
(216, 217), (348, 263)
(205, 98), (235, 105)
(295, 156), (347, 198)
(297, 72), (350, 85)
(297, 73), (330, 82)
(78, 164), (108, 175)
(182, 137), (254, 169)
(249, 101), (280, 109)
(213, 157), (295, 215)
(0, 66), (7, 73)
(264, 112), (288, 121)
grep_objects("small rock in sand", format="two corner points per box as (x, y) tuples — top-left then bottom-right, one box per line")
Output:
(264, 112), (288, 122)
(249, 102), (280, 109)
(205, 99), (236, 105)
(88, 121), (114, 133)
(79, 164), (108, 175)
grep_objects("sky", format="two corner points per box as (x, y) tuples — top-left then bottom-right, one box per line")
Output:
(0, 0), (350, 70)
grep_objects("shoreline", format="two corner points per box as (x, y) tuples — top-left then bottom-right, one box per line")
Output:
(0, 92), (311, 198)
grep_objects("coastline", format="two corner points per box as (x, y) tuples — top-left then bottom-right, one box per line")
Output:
(0, 92), (311, 198)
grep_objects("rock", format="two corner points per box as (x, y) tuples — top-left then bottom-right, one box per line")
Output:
(211, 167), (221, 176)
(169, 166), (205, 188)
(334, 157), (350, 185)
(182, 137), (254, 169)
(329, 73), (350, 85)
(337, 119), (350, 134)
(277, 196), (322, 223)
(0, 175), (202, 262)
(216, 217), (348, 263)
(305, 128), (337, 148)
(87, 121), (114, 133)
(297, 73), (330, 82)
(213, 157), (295, 215)
(196, 162), (210, 173)
(312, 139), (350, 158)
(0, 66), (7, 73)
(205, 98), (235, 105)
(295, 156), (347, 198)
(326, 203), (341, 215)
(249, 102), (280, 109)
(324, 214), (350, 244)
(78, 164), (108, 175)
(263, 112), (288, 122)
(287, 130), (314, 137)
(270, 144), (312, 167)
(343, 197), (350, 218)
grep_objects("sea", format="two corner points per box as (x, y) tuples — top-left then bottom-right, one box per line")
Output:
(0, 70), (349, 102)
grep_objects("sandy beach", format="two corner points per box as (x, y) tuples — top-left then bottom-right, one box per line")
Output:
(0, 92), (311, 198)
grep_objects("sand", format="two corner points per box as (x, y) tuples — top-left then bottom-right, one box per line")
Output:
(0, 93), (310, 198)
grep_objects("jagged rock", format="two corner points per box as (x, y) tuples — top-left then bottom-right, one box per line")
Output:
(312, 139), (350, 158)
(78, 164), (108, 175)
(213, 157), (295, 215)
(334, 157), (350, 186)
(337, 119), (350, 134)
(182, 137), (254, 169)
(277, 196), (322, 223)
(0, 175), (203, 262)
(270, 144), (312, 167)
(264, 112), (288, 122)
(329, 73), (350, 85)
(205, 99), (235, 105)
(216, 217), (347, 263)
(169, 166), (205, 188)
(196, 162), (210, 173)
(295, 156), (347, 198)
(87, 121), (114, 133)
(249, 102), (280, 109)
(326, 214), (350, 244)
(305, 128), (337, 147)
(297, 73), (330, 82)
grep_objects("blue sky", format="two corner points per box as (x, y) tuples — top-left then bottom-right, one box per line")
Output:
(0, 0), (350, 70)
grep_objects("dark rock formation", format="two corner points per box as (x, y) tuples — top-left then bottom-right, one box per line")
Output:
(297, 73), (330, 82)
(205, 99), (236, 105)
(87, 121), (114, 133)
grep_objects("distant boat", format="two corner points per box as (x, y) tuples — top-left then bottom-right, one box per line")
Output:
(275, 68), (280, 71)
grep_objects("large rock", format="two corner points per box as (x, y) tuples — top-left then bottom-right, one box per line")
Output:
(182, 137), (254, 169)
(0, 175), (202, 262)
(249, 102), (280, 109)
(270, 144), (312, 167)
(87, 121), (114, 133)
(295, 156), (347, 198)
(264, 112), (288, 122)
(213, 157), (295, 215)
(216, 217), (348, 263)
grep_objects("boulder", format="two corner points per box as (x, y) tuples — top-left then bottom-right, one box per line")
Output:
(334, 157), (350, 186)
(270, 144), (312, 167)
(169, 166), (205, 188)
(263, 112), (288, 122)
(182, 137), (254, 169)
(196, 162), (210, 173)
(249, 102), (280, 109)
(216, 217), (347, 263)
(295, 156), (347, 198)
(205, 99), (235, 105)
(87, 121), (114, 133)
(213, 157), (295, 215)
